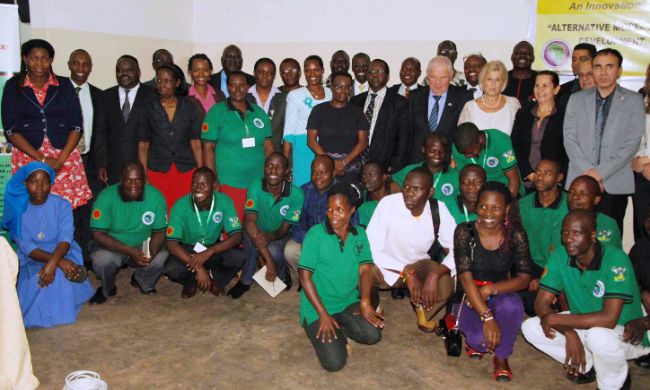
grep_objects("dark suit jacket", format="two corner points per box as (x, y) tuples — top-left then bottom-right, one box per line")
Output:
(350, 89), (410, 171)
(407, 85), (473, 163)
(510, 104), (567, 179)
(268, 91), (289, 152)
(84, 83), (105, 195)
(557, 78), (580, 110)
(208, 70), (256, 95)
(94, 84), (157, 184)
(387, 83), (422, 98)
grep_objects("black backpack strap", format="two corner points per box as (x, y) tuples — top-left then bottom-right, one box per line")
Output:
(429, 198), (440, 242)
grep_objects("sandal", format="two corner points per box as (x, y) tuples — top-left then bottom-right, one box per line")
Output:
(414, 304), (437, 333)
(493, 357), (512, 382)
(465, 344), (484, 360)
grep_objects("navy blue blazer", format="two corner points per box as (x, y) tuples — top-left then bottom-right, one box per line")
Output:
(1, 74), (82, 150)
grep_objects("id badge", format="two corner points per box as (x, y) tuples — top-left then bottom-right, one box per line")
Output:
(242, 137), (256, 148)
(193, 242), (208, 253)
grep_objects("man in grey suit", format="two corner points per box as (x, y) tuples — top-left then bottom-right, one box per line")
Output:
(564, 48), (646, 232)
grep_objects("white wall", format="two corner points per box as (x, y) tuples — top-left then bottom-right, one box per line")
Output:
(28, 0), (536, 88)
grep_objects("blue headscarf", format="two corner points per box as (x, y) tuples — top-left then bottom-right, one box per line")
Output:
(2, 162), (56, 239)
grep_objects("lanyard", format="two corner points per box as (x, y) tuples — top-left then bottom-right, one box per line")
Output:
(193, 193), (215, 244)
(433, 172), (441, 189)
(462, 204), (470, 222)
(469, 132), (489, 168)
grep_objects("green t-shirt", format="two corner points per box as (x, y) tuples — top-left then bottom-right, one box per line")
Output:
(391, 163), (459, 202)
(442, 196), (478, 225)
(550, 212), (622, 252)
(540, 244), (648, 346)
(298, 222), (373, 324)
(166, 192), (242, 245)
(90, 184), (167, 247)
(452, 128), (522, 194)
(201, 100), (272, 189)
(358, 200), (378, 227)
(244, 179), (304, 232)
(519, 191), (569, 269)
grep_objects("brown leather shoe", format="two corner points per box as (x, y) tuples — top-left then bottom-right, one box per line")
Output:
(209, 282), (225, 296)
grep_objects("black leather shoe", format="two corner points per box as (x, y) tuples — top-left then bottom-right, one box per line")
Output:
(131, 274), (157, 295)
(635, 353), (650, 368)
(566, 367), (596, 384)
(227, 281), (250, 299)
(283, 268), (292, 291)
(89, 287), (107, 305)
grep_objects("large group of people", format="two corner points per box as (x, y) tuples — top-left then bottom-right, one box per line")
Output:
(2, 36), (650, 389)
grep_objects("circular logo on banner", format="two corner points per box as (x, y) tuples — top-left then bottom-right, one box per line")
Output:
(592, 280), (605, 298)
(213, 211), (223, 224)
(486, 157), (499, 168)
(142, 211), (155, 225)
(441, 183), (454, 196)
(253, 118), (264, 128)
(542, 39), (570, 68)
(280, 205), (289, 216)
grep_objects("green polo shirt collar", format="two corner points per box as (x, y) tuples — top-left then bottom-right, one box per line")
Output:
(323, 219), (359, 236)
(225, 97), (254, 117)
(262, 179), (292, 203)
(533, 189), (565, 209)
(569, 242), (603, 271)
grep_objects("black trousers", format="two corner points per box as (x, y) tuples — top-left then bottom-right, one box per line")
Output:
(303, 302), (381, 372)
(164, 244), (245, 288)
(73, 153), (106, 264)
(632, 172), (650, 242)
(597, 191), (629, 235)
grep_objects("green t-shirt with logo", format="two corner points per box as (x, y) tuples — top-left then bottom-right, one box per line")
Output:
(519, 191), (569, 269)
(299, 222), (373, 324)
(541, 244), (648, 346)
(201, 100), (272, 189)
(244, 179), (304, 232)
(90, 184), (167, 247)
(452, 128), (521, 194)
(166, 192), (242, 245)
(358, 200), (378, 227)
(391, 163), (459, 202)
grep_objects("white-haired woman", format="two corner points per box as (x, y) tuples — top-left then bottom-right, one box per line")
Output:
(458, 60), (521, 136)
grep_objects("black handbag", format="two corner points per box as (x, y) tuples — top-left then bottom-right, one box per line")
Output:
(444, 225), (477, 357)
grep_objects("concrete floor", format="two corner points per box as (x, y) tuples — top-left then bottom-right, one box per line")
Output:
(27, 272), (650, 389)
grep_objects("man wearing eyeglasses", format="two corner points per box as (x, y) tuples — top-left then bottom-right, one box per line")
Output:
(438, 40), (465, 87)
(268, 58), (302, 152)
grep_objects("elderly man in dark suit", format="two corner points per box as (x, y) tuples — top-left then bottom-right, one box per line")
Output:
(564, 48), (645, 232)
(407, 56), (472, 163)
(67, 49), (103, 262)
(208, 44), (255, 98)
(351, 59), (409, 172)
(94, 55), (157, 185)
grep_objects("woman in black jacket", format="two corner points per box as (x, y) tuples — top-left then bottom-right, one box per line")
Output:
(510, 70), (567, 192)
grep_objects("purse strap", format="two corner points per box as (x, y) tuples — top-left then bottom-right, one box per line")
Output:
(455, 223), (478, 328)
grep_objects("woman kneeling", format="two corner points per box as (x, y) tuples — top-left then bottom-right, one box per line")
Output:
(298, 183), (383, 372)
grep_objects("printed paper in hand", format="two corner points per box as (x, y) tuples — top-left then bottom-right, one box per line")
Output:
(253, 266), (287, 298)
(142, 237), (151, 258)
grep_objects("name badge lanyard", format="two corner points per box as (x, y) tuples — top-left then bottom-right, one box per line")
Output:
(469, 132), (489, 168)
(433, 172), (441, 189)
(193, 193), (215, 245)
(462, 204), (470, 222)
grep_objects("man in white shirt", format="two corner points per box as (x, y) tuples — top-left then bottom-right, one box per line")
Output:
(463, 54), (486, 100)
(68, 49), (103, 263)
(351, 52), (370, 96)
(366, 167), (456, 332)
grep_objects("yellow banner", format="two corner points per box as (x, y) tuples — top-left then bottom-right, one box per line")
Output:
(535, 0), (649, 76)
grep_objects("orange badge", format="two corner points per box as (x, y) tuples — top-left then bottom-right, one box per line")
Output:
(92, 209), (102, 220)
(167, 226), (174, 236)
(202, 123), (209, 133)
(245, 199), (254, 208)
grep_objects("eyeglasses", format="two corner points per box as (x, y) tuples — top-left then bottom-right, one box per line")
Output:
(281, 69), (299, 75)
(439, 50), (457, 56)
(368, 69), (387, 75)
(332, 84), (351, 91)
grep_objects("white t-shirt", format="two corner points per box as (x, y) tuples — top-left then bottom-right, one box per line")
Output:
(366, 193), (457, 285)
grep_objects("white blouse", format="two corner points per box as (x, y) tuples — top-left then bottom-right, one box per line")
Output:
(458, 95), (521, 136)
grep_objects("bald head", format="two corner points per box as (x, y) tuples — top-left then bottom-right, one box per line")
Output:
(564, 209), (597, 233)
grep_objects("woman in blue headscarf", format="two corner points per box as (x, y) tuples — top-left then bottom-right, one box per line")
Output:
(3, 162), (94, 328)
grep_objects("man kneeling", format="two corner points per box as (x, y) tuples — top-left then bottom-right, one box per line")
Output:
(522, 210), (649, 390)
(367, 167), (456, 332)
